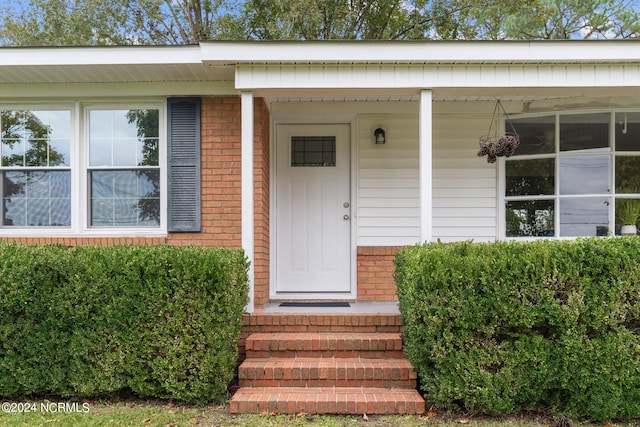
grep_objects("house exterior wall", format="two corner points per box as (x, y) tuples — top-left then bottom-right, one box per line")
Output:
(357, 115), (421, 247)
(265, 100), (498, 303)
(432, 110), (497, 242)
(354, 104), (497, 301)
(357, 106), (497, 246)
(0, 95), (496, 306)
(0, 97), (271, 296)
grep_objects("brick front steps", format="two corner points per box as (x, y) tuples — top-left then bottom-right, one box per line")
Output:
(230, 313), (425, 415)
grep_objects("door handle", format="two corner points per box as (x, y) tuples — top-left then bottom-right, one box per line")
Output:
(343, 214), (350, 220)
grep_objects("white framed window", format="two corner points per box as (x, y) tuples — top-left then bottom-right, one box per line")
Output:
(504, 110), (640, 238)
(1, 108), (72, 227)
(0, 101), (166, 235)
(87, 108), (161, 227)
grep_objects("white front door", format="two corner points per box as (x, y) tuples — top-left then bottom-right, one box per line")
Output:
(275, 124), (351, 293)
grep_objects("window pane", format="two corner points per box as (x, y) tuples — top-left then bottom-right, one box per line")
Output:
(113, 111), (138, 139)
(113, 139), (138, 166)
(47, 110), (71, 139)
(2, 138), (24, 166)
(89, 110), (113, 139)
(2, 171), (71, 226)
(89, 138), (112, 166)
(510, 115), (555, 155)
(615, 112), (640, 151)
(616, 198), (640, 234)
(291, 136), (336, 167)
(1, 110), (70, 167)
(506, 200), (554, 237)
(90, 170), (160, 227)
(128, 109), (159, 138)
(615, 156), (640, 193)
(559, 155), (610, 195)
(28, 111), (70, 167)
(560, 113), (610, 153)
(24, 138), (50, 167)
(506, 158), (555, 196)
(559, 198), (610, 237)
(48, 138), (70, 167)
(139, 138), (159, 166)
(89, 109), (159, 167)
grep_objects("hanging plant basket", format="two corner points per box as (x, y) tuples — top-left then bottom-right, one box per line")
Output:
(477, 100), (520, 163)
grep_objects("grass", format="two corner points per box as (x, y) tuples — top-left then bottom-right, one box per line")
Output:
(0, 399), (628, 427)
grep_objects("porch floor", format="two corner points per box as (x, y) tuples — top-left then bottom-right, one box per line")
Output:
(259, 301), (399, 314)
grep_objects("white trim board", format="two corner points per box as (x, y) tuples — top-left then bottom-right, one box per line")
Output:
(235, 63), (640, 90)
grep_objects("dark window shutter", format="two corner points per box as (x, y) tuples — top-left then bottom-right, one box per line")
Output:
(167, 97), (201, 232)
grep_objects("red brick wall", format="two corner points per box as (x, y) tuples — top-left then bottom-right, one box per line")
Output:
(253, 98), (270, 307)
(357, 246), (403, 302)
(168, 96), (242, 247)
(2, 237), (167, 246)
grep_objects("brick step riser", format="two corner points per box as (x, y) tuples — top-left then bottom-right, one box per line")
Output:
(238, 358), (418, 388)
(241, 314), (404, 335)
(229, 388), (425, 415)
(239, 379), (417, 388)
(231, 399), (423, 415)
(245, 333), (404, 354)
(239, 365), (416, 381)
(246, 339), (403, 351)
(245, 350), (407, 359)
(242, 326), (402, 334)
(238, 366), (416, 387)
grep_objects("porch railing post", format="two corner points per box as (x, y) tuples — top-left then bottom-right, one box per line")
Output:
(241, 91), (255, 313)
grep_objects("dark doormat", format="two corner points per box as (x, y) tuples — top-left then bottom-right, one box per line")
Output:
(278, 302), (351, 308)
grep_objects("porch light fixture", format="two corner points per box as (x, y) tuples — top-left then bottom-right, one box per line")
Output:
(374, 127), (386, 144)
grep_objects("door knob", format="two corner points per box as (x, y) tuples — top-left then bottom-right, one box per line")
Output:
(343, 214), (350, 220)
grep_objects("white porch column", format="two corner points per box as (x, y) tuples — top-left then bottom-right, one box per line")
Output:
(241, 91), (255, 313)
(419, 89), (433, 242)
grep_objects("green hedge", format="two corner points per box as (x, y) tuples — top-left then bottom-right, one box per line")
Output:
(0, 243), (248, 404)
(395, 238), (640, 421)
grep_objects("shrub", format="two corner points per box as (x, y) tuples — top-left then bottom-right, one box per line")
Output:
(395, 238), (640, 421)
(0, 243), (248, 404)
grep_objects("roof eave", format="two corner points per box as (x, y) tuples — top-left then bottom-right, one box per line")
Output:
(199, 39), (640, 66)
(0, 45), (202, 67)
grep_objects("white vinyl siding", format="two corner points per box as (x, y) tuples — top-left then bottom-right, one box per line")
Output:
(357, 115), (420, 246)
(433, 112), (497, 242)
(235, 63), (640, 91)
(357, 109), (497, 245)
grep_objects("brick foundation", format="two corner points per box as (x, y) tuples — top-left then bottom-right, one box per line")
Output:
(356, 246), (404, 302)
